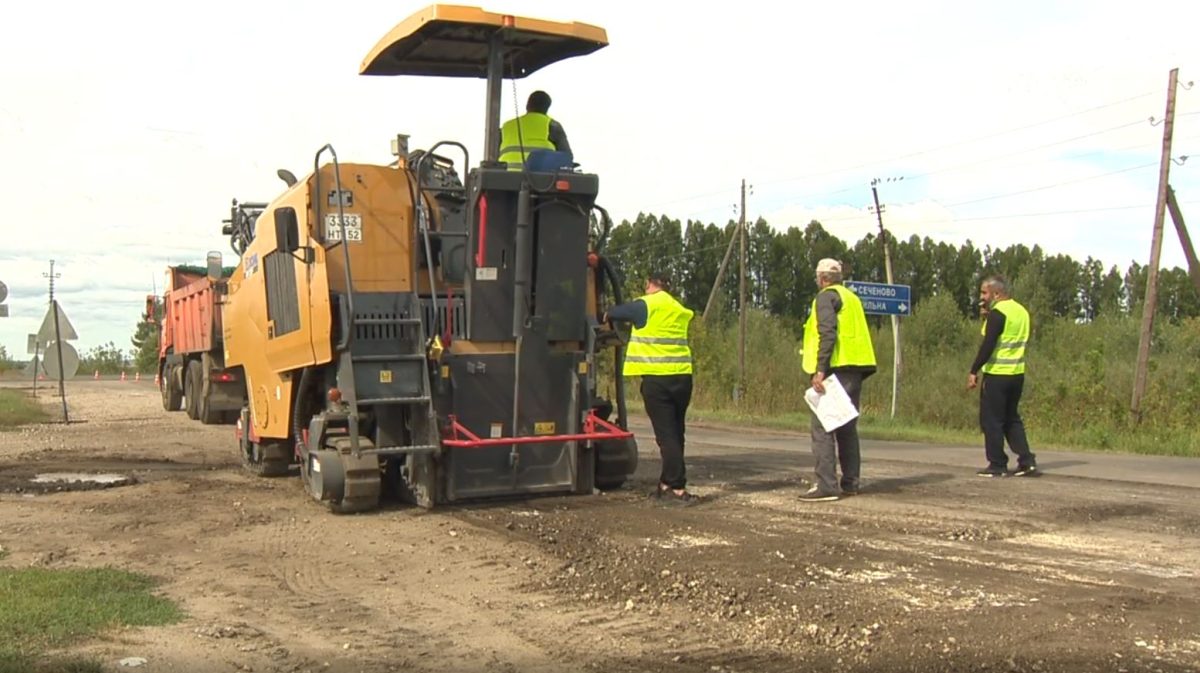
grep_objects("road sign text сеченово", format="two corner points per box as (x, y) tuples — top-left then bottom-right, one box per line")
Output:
(844, 281), (912, 316)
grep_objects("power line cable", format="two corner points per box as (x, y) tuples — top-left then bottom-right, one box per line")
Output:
(634, 91), (1159, 211)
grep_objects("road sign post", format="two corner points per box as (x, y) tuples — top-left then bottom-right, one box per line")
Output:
(845, 281), (912, 420)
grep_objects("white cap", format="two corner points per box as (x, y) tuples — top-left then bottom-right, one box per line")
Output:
(816, 258), (842, 274)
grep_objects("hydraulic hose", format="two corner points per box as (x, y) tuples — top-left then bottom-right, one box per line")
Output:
(597, 253), (627, 429)
(292, 367), (318, 456)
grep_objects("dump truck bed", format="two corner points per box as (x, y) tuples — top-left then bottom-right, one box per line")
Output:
(160, 267), (226, 357)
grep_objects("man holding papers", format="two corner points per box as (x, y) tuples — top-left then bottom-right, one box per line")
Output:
(799, 259), (878, 502)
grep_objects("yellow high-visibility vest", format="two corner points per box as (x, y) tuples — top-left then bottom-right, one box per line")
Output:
(622, 291), (694, 376)
(801, 284), (877, 374)
(981, 298), (1029, 375)
(498, 113), (555, 169)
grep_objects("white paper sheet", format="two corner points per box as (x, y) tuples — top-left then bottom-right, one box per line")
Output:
(804, 373), (860, 432)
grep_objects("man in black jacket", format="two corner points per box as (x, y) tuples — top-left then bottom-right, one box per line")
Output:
(968, 275), (1038, 478)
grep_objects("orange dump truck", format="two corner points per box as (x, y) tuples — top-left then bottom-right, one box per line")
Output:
(152, 257), (245, 424)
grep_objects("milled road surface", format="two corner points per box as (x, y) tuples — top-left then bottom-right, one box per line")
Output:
(1, 380), (1197, 673)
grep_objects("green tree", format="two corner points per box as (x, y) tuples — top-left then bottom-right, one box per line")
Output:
(132, 297), (162, 374)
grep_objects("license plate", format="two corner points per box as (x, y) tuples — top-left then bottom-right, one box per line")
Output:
(324, 213), (363, 242)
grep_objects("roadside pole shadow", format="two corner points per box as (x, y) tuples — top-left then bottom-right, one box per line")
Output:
(863, 472), (955, 494)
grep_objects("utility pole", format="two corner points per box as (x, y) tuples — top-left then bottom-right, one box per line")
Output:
(1131, 68), (1179, 423)
(702, 215), (741, 321)
(1166, 185), (1200, 295)
(738, 178), (748, 404)
(43, 260), (69, 421)
(871, 180), (901, 419)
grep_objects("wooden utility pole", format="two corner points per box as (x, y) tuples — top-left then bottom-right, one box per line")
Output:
(702, 215), (741, 321)
(1131, 67), (1179, 422)
(1166, 186), (1200, 295)
(871, 182), (901, 419)
(738, 178), (747, 403)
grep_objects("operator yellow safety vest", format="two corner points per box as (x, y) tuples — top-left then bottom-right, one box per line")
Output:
(980, 298), (1029, 375)
(622, 291), (694, 377)
(498, 113), (556, 170)
(801, 284), (877, 375)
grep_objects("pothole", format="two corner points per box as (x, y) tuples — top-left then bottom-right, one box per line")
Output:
(0, 472), (138, 494)
(32, 473), (134, 485)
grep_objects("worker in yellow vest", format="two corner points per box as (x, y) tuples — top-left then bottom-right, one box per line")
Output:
(603, 270), (697, 505)
(497, 90), (572, 169)
(799, 258), (877, 502)
(968, 275), (1038, 477)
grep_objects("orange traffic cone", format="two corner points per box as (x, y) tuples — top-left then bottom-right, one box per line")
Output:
(120, 371), (127, 382)
(94, 370), (99, 380)
(154, 373), (161, 386)
(134, 372), (141, 382)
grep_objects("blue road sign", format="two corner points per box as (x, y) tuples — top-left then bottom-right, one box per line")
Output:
(844, 280), (912, 316)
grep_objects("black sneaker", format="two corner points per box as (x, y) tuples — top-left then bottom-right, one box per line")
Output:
(799, 486), (840, 502)
(1012, 464), (1040, 477)
(840, 484), (860, 497)
(657, 487), (700, 503)
(976, 466), (1008, 478)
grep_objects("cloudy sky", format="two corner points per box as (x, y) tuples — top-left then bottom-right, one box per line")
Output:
(2, 0), (1198, 358)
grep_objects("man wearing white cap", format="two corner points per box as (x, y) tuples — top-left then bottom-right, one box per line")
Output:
(799, 258), (878, 501)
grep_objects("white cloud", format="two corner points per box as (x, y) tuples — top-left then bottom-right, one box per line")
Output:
(2, 0), (1199, 355)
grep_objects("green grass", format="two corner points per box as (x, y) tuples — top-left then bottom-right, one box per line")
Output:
(686, 407), (1198, 456)
(0, 389), (49, 429)
(0, 652), (104, 673)
(0, 567), (183, 672)
(601, 306), (1200, 458)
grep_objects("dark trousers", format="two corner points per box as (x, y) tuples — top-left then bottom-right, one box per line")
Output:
(810, 371), (863, 495)
(641, 374), (693, 490)
(980, 373), (1036, 468)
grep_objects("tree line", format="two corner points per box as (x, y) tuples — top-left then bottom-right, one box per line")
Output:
(599, 213), (1200, 328)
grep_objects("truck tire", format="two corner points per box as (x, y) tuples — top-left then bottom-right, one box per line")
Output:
(198, 378), (222, 425)
(185, 360), (202, 420)
(161, 366), (183, 412)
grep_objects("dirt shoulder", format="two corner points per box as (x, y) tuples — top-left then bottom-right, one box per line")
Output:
(1, 381), (1197, 673)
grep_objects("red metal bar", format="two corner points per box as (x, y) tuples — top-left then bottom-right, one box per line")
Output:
(443, 411), (632, 448)
(475, 194), (488, 268)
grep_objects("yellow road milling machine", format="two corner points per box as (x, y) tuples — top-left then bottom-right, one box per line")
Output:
(221, 5), (638, 513)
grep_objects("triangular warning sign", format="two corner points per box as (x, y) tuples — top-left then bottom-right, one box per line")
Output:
(37, 301), (78, 344)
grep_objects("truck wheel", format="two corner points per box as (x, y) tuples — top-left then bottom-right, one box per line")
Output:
(185, 360), (202, 420)
(161, 367), (183, 412)
(198, 377), (222, 425)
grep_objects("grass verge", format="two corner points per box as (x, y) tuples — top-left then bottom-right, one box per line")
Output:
(0, 567), (183, 673)
(0, 389), (49, 429)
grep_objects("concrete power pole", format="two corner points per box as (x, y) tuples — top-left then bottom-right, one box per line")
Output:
(871, 181), (901, 419)
(43, 260), (69, 421)
(1131, 68), (1179, 423)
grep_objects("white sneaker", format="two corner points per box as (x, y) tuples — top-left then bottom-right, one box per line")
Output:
(799, 486), (840, 502)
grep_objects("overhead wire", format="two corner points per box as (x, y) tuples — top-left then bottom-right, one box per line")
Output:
(634, 90), (1159, 212)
